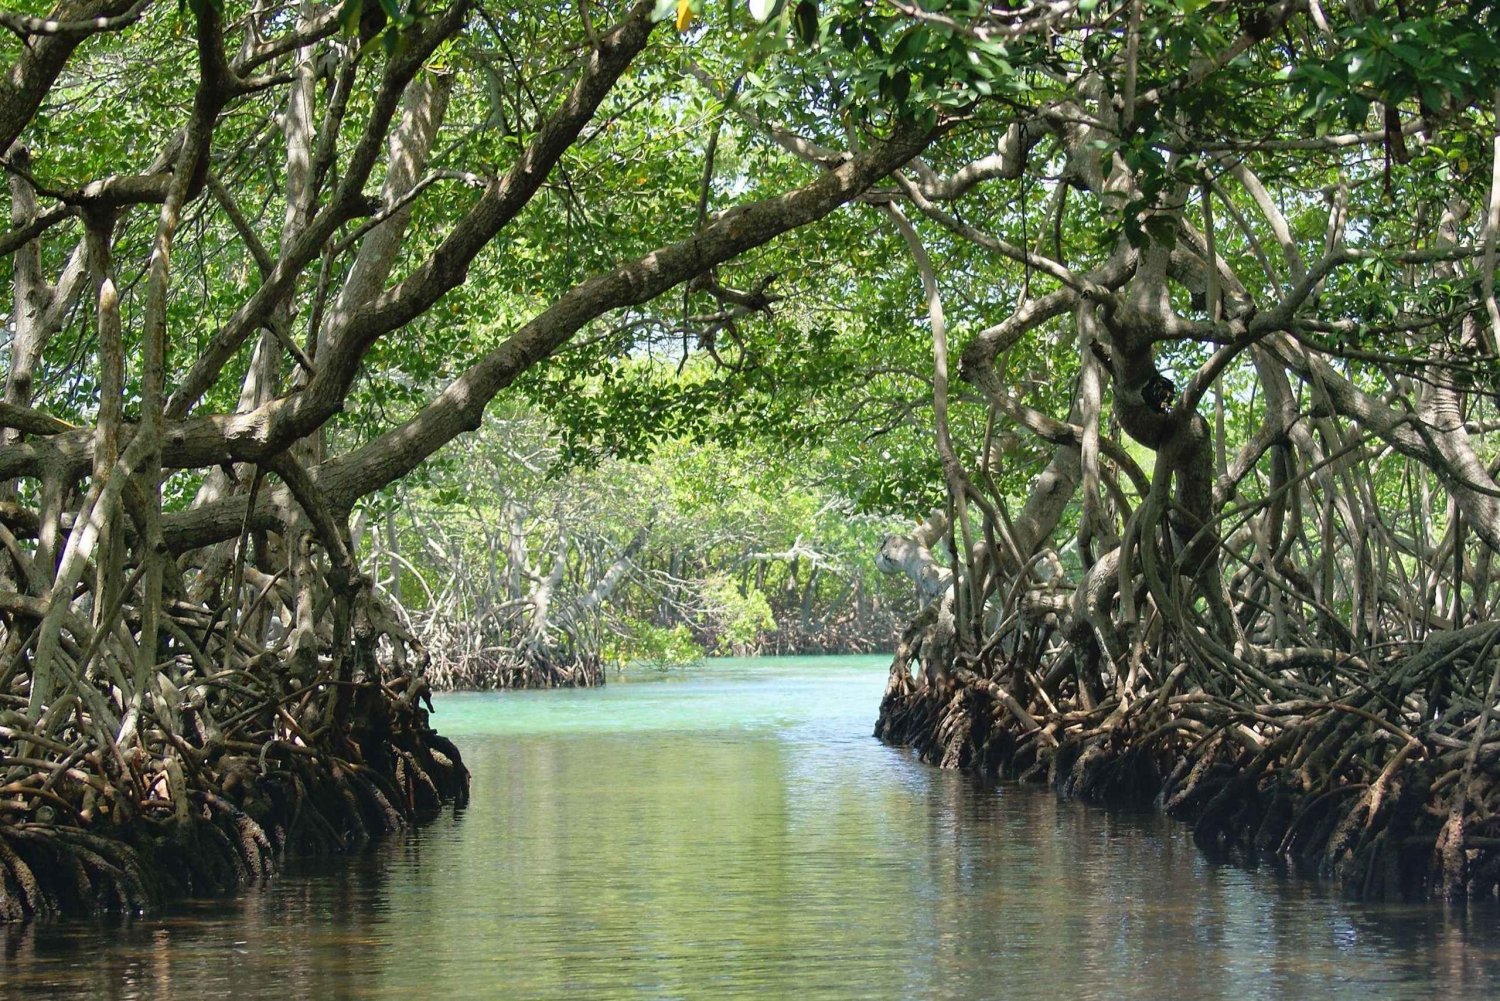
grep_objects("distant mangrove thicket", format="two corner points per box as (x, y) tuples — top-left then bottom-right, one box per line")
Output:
(360, 405), (915, 688)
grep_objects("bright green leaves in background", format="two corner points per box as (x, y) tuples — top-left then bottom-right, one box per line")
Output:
(1291, 4), (1500, 136)
(658, 0), (1045, 126)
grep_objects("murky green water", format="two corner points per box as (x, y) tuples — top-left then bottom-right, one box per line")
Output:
(3, 656), (1497, 999)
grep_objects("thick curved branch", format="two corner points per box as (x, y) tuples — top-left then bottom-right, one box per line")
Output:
(0, 0), (144, 151)
(0, 0), (149, 37)
(157, 120), (935, 551)
(165, 0), (473, 419)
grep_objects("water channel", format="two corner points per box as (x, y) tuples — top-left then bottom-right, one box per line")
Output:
(2, 656), (1497, 999)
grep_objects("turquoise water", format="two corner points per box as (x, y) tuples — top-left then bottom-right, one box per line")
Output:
(2, 656), (1497, 999)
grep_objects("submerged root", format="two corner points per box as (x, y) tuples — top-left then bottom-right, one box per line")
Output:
(0, 652), (470, 920)
(877, 646), (1500, 900)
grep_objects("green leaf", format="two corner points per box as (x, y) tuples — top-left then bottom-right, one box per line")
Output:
(338, 0), (363, 36)
(793, 0), (819, 46)
(748, 0), (780, 23)
(890, 70), (911, 105)
(894, 25), (932, 65)
(382, 24), (406, 57)
(1343, 95), (1370, 129)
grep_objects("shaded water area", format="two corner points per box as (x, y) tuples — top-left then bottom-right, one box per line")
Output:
(3, 656), (1497, 999)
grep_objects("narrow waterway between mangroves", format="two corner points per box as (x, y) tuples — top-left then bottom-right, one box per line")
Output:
(3, 656), (1497, 999)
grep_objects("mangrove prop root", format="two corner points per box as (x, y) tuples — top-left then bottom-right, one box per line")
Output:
(0, 643), (470, 920)
(423, 644), (607, 691)
(877, 649), (1500, 900)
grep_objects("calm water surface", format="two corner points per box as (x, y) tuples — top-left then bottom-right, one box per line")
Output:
(3, 656), (1497, 999)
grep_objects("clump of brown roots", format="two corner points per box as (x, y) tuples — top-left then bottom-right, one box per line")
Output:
(878, 610), (1500, 899)
(1, 555), (469, 920)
